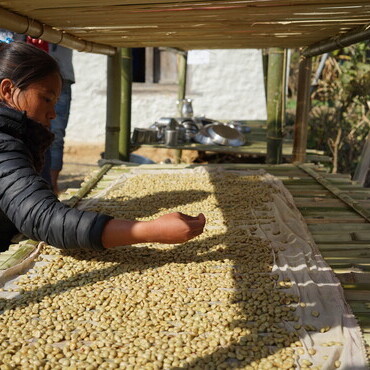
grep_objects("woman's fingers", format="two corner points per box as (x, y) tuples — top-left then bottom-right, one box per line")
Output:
(150, 212), (206, 243)
(178, 212), (199, 221)
(187, 213), (206, 239)
(196, 213), (206, 226)
(186, 214), (206, 232)
(181, 212), (206, 225)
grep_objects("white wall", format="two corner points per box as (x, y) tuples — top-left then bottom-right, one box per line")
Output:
(66, 49), (267, 144)
(187, 49), (267, 120)
(67, 52), (107, 144)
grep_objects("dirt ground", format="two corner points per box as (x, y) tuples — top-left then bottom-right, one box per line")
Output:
(59, 142), (266, 194)
(58, 144), (103, 193)
(58, 144), (199, 193)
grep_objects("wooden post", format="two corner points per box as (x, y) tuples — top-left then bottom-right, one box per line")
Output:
(104, 50), (121, 159)
(177, 52), (187, 115)
(119, 48), (132, 162)
(282, 49), (288, 137)
(262, 48), (268, 104)
(292, 55), (312, 163)
(353, 132), (370, 186)
(175, 52), (188, 164)
(266, 47), (286, 164)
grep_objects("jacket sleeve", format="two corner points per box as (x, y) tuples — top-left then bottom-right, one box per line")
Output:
(0, 136), (112, 250)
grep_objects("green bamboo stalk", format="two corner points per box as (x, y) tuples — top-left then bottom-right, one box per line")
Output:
(175, 51), (188, 164)
(281, 49), (288, 137)
(352, 313), (370, 327)
(177, 52), (188, 114)
(262, 48), (268, 105)
(318, 242), (370, 250)
(348, 301), (370, 314)
(266, 47), (285, 164)
(298, 164), (370, 223)
(104, 49), (121, 159)
(343, 283), (370, 291)
(0, 241), (38, 270)
(64, 164), (113, 208)
(119, 48), (132, 162)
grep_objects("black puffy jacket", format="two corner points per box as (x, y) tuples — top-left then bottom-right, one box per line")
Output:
(0, 105), (112, 251)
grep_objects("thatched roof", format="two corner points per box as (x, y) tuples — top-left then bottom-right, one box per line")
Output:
(0, 1), (369, 54)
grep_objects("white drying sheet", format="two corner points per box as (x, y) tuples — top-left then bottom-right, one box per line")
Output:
(258, 172), (368, 369)
(0, 167), (368, 369)
(79, 166), (368, 369)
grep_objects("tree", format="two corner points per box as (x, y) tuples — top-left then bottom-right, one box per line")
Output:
(309, 42), (370, 174)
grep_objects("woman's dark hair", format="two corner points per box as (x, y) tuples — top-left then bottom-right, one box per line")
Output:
(0, 41), (61, 90)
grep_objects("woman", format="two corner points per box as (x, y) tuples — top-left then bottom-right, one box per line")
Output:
(0, 41), (205, 251)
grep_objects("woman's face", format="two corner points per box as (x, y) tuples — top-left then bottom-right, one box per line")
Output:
(6, 72), (62, 128)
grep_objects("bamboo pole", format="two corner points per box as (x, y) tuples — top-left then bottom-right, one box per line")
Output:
(292, 55), (312, 163)
(266, 47), (285, 164)
(281, 49), (288, 137)
(177, 52), (188, 115)
(0, 7), (115, 55)
(298, 164), (370, 223)
(303, 23), (370, 58)
(119, 48), (133, 162)
(104, 51), (121, 160)
(175, 52), (188, 164)
(0, 240), (39, 270)
(64, 164), (113, 208)
(262, 49), (268, 104)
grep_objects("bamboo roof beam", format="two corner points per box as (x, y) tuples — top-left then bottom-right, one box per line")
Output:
(303, 23), (370, 57)
(0, 6), (115, 55)
(1, 1), (369, 50)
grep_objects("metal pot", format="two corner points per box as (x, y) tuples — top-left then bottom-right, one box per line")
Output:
(164, 129), (179, 146)
(132, 128), (157, 144)
(132, 128), (146, 144)
(177, 125), (187, 144)
(150, 122), (167, 142)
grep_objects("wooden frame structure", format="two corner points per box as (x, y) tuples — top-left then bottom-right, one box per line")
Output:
(64, 162), (370, 355)
(0, 0), (370, 358)
(0, 1), (369, 162)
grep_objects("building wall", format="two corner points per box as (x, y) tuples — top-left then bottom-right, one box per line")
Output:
(66, 49), (267, 144)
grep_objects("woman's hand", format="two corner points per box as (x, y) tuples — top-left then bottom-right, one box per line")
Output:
(102, 212), (206, 248)
(146, 212), (206, 244)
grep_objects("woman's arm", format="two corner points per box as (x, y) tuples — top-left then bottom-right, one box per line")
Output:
(102, 212), (206, 248)
(0, 137), (111, 250)
(0, 135), (206, 249)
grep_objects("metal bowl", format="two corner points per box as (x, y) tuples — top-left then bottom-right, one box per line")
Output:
(194, 117), (220, 127)
(194, 126), (214, 145)
(150, 122), (167, 142)
(181, 119), (200, 141)
(227, 121), (251, 134)
(206, 124), (245, 146)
